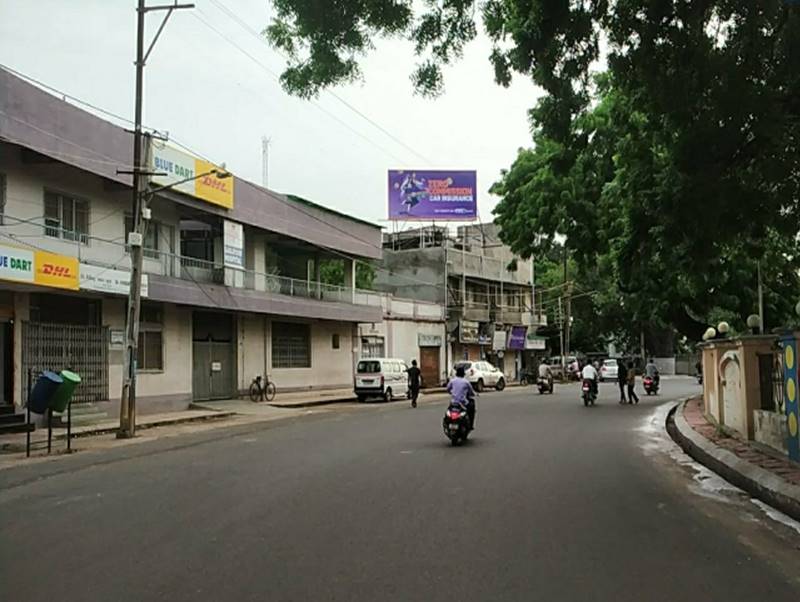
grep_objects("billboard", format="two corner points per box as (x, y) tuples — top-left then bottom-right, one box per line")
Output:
(151, 143), (234, 209)
(388, 170), (477, 220)
(507, 326), (527, 351)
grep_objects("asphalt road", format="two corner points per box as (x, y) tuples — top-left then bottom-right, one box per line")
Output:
(2, 378), (800, 601)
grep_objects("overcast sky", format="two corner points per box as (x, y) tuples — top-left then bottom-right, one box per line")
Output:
(0, 0), (542, 228)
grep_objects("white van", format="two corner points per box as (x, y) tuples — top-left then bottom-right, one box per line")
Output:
(355, 358), (409, 402)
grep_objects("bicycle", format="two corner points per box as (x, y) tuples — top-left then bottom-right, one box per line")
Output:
(249, 374), (276, 402)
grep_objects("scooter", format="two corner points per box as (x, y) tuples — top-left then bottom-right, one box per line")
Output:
(537, 376), (553, 394)
(643, 376), (659, 395)
(581, 379), (597, 406)
(442, 402), (472, 446)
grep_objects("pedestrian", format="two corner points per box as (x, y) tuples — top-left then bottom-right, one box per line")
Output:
(407, 359), (421, 408)
(617, 358), (627, 404)
(626, 361), (639, 404)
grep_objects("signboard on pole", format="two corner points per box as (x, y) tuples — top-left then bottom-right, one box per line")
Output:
(507, 325), (527, 350)
(223, 220), (244, 267)
(151, 143), (234, 209)
(492, 330), (506, 351)
(525, 333), (547, 350)
(80, 264), (149, 298)
(388, 170), (477, 220)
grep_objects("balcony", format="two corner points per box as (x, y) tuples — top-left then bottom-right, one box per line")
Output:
(446, 248), (531, 286)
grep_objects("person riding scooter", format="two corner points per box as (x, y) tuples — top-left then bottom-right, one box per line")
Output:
(446, 365), (476, 430)
(645, 358), (660, 386)
(538, 361), (554, 391)
(581, 361), (599, 399)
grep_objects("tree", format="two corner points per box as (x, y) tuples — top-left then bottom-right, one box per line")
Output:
(266, 1), (800, 339)
(319, 259), (376, 289)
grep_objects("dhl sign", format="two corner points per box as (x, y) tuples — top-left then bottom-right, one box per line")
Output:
(34, 250), (79, 290)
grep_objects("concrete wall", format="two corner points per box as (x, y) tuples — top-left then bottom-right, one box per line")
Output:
(373, 248), (446, 304)
(104, 299), (193, 415)
(701, 336), (777, 440)
(753, 410), (788, 455)
(270, 320), (354, 390)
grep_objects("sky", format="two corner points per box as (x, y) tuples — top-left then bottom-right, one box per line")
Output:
(0, 0), (543, 229)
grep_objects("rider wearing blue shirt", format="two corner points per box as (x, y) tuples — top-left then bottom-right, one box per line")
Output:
(447, 365), (476, 429)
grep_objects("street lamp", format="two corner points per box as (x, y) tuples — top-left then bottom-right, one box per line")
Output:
(746, 314), (761, 335)
(119, 166), (230, 438)
(717, 321), (730, 337)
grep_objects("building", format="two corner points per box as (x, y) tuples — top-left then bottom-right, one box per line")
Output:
(373, 224), (547, 381)
(359, 295), (446, 387)
(0, 68), (383, 417)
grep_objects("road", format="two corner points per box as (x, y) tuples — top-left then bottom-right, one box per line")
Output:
(2, 378), (800, 601)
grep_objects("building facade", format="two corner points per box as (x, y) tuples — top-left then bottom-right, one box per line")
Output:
(0, 69), (383, 416)
(359, 295), (446, 387)
(374, 224), (547, 381)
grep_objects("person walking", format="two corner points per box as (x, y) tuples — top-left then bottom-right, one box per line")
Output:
(626, 361), (639, 404)
(617, 359), (627, 404)
(407, 359), (421, 408)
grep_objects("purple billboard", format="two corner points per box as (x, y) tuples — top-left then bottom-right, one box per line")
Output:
(388, 170), (477, 221)
(507, 326), (528, 351)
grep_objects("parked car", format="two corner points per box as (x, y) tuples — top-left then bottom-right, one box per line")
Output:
(450, 360), (506, 392)
(599, 358), (619, 382)
(354, 358), (409, 402)
(544, 356), (579, 380)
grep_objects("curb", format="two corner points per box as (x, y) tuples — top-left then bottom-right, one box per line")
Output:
(0, 411), (238, 453)
(267, 397), (356, 409)
(667, 399), (800, 522)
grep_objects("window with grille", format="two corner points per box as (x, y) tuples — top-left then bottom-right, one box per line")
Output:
(272, 322), (311, 368)
(125, 215), (165, 260)
(137, 303), (164, 371)
(44, 191), (89, 243)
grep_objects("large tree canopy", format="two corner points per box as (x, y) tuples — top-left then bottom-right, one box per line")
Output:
(267, 1), (800, 339)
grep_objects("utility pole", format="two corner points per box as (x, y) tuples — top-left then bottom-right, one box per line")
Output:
(118, 0), (194, 438)
(757, 260), (764, 333)
(261, 136), (271, 188)
(563, 243), (571, 364)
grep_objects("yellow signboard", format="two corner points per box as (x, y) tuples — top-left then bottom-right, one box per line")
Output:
(151, 144), (234, 209)
(34, 250), (79, 290)
(196, 158), (234, 209)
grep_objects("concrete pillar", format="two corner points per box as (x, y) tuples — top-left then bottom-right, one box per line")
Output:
(314, 254), (322, 299)
(344, 258), (356, 304)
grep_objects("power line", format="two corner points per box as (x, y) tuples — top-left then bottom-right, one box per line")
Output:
(189, 10), (412, 166)
(205, 0), (436, 166)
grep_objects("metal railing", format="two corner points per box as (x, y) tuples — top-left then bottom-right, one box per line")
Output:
(4, 221), (381, 308)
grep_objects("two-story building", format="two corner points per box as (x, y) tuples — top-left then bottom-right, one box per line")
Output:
(374, 224), (546, 381)
(0, 68), (383, 417)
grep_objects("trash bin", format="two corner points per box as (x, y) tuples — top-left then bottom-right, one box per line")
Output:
(50, 370), (81, 413)
(28, 371), (63, 414)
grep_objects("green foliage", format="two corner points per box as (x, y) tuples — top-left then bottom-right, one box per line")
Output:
(266, 0), (800, 341)
(319, 259), (376, 289)
(266, 0), (476, 98)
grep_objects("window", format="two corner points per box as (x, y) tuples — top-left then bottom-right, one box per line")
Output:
(332, 334), (340, 349)
(44, 191), (89, 243)
(0, 173), (6, 225)
(357, 360), (381, 374)
(125, 216), (165, 260)
(272, 322), (311, 368)
(137, 303), (164, 371)
(360, 336), (385, 359)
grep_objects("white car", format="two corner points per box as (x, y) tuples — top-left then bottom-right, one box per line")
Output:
(450, 361), (506, 392)
(599, 359), (619, 382)
(354, 358), (409, 402)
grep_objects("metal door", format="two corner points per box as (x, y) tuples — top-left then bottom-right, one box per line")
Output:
(419, 347), (440, 388)
(192, 312), (236, 401)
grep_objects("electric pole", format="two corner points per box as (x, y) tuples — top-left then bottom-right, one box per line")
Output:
(261, 136), (271, 188)
(757, 260), (764, 333)
(118, 0), (194, 438)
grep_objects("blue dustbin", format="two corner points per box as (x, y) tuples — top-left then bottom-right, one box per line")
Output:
(29, 371), (63, 414)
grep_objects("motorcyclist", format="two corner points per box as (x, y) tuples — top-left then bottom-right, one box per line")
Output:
(447, 365), (476, 430)
(581, 361), (599, 397)
(538, 361), (553, 389)
(645, 358), (660, 386)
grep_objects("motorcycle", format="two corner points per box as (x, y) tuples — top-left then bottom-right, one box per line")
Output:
(581, 378), (597, 406)
(537, 376), (553, 394)
(443, 402), (472, 446)
(643, 375), (660, 395)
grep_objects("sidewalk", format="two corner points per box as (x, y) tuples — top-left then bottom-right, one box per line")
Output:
(669, 396), (800, 521)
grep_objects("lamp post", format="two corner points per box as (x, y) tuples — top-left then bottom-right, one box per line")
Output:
(119, 167), (229, 438)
